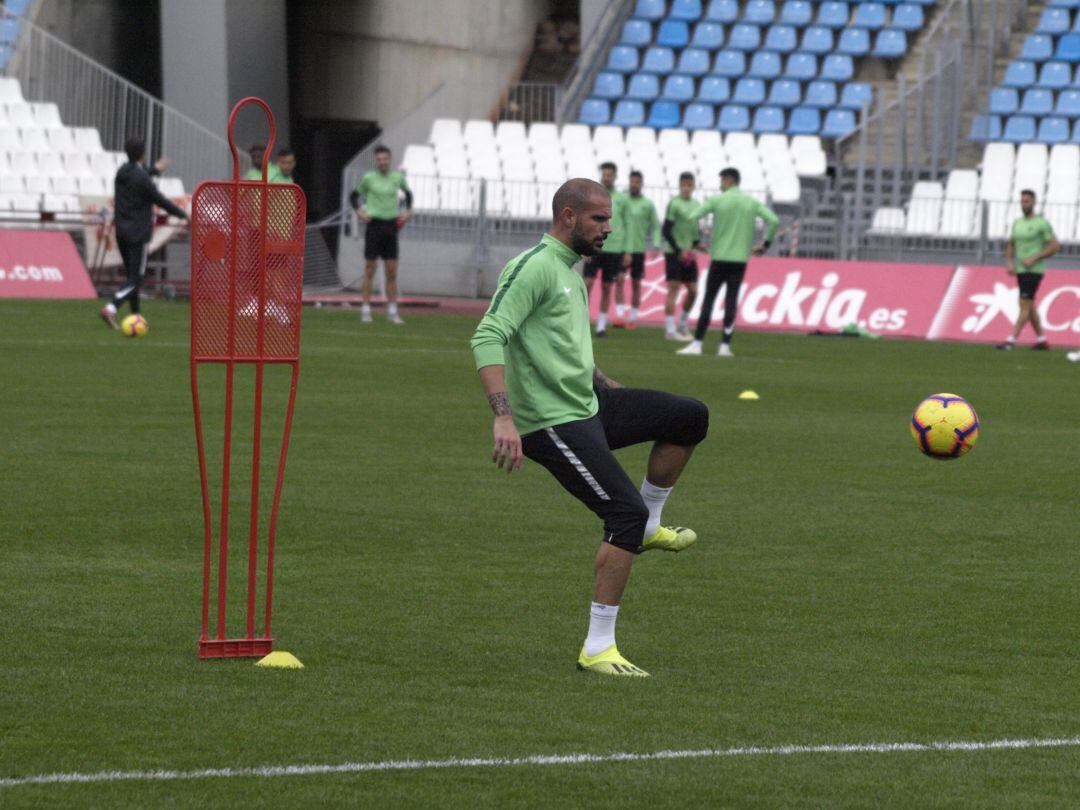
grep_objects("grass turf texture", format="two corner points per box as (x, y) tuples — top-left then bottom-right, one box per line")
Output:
(1, 299), (1078, 808)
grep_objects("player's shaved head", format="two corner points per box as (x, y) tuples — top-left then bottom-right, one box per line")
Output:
(552, 178), (607, 221)
(550, 178), (612, 256)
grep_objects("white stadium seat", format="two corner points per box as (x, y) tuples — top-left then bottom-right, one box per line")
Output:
(657, 128), (690, 157)
(0, 78), (24, 104)
(9, 150), (36, 175)
(32, 103), (63, 129)
(78, 176), (109, 196)
(91, 152), (118, 179)
(47, 128), (75, 152)
(429, 118), (463, 145)
(494, 120), (527, 149)
(0, 192), (41, 218)
(468, 151), (501, 181)
(904, 181), (944, 235)
(527, 122), (559, 149)
(19, 128), (49, 152)
(0, 174), (24, 193)
(939, 169), (978, 237)
(690, 129), (722, 159)
(870, 207), (905, 233)
(5, 103), (36, 128)
(0, 126), (20, 152)
(50, 174), (79, 195)
(433, 140), (468, 179)
(500, 146), (535, 182)
(36, 152), (65, 177)
(400, 144), (436, 177)
(24, 175), (49, 194)
(408, 175), (439, 211)
(156, 177), (185, 198)
(1013, 143), (1047, 199)
(626, 126), (657, 154)
(73, 127), (103, 153)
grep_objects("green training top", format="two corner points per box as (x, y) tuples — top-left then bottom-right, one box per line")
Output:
(1011, 215), (1055, 275)
(269, 166), (293, 184)
(470, 233), (597, 436)
(621, 193), (661, 252)
(601, 188), (628, 254)
(664, 196), (701, 253)
(356, 169), (410, 220)
(690, 186), (780, 263)
(243, 167), (263, 181)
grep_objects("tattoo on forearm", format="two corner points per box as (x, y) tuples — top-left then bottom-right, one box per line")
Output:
(488, 391), (512, 416)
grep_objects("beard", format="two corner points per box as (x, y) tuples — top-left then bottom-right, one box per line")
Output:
(571, 223), (604, 256)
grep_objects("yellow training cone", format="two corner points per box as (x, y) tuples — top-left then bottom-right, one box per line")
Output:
(738, 390), (760, 400)
(256, 651), (304, 669)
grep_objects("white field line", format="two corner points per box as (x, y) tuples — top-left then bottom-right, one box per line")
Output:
(3, 735), (1079, 789)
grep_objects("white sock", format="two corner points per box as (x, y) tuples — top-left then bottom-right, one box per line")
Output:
(104, 303), (117, 315)
(585, 601), (619, 656)
(615, 303), (625, 318)
(1005, 335), (1016, 343)
(723, 326), (735, 341)
(387, 302), (398, 316)
(640, 479), (673, 537)
(665, 314), (675, 333)
(361, 303), (371, 315)
(630, 307), (639, 323)
(597, 312), (608, 332)
(1036, 334), (1047, 343)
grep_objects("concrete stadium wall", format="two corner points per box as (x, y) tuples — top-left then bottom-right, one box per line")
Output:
(291, 0), (552, 125)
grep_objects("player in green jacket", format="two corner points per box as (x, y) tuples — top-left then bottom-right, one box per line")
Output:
(618, 170), (662, 329)
(998, 189), (1059, 350)
(583, 162), (627, 336)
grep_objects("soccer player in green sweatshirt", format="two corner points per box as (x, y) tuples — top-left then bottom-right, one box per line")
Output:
(677, 168), (778, 358)
(618, 170), (661, 329)
(470, 179), (708, 677)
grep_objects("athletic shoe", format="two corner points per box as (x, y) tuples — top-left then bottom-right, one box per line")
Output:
(360, 309), (373, 323)
(995, 341), (1014, 350)
(595, 329), (607, 339)
(625, 322), (636, 330)
(1067, 350), (1080, 363)
(577, 644), (649, 677)
(612, 318), (626, 328)
(718, 343), (734, 358)
(665, 331), (681, 341)
(99, 306), (118, 330)
(675, 328), (694, 341)
(676, 342), (702, 355)
(389, 314), (405, 325)
(1032, 341), (1049, 351)
(641, 525), (697, 553)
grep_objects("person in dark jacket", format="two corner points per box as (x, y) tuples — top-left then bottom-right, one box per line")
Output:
(99, 137), (188, 329)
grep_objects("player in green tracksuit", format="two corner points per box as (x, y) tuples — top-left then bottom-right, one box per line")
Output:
(999, 189), (1059, 350)
(470, 178), (708, 678)
(677, 168), (779, 358)
(662, 172), (706, 341)
(582, 162), (627, 336)
(618, 170), (661, 329)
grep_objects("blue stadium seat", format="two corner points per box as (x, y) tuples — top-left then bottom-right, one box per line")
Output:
(1038, 116), (1070, 143)
(749, 50), (783, 79)
(872, 29), (907, 58)
(1056, 88), (1080, 116)
(1003, 115), (1037, 143)
(1049, 0), (1080, 7)
(764, 24), (798, 52)
(891, 4), (924, 31)
(670, 0), (705, 20)
(733, 77), (767, 105)
(579, 99), (610, 125)
(989, 87), (1019, 115)
(606, 46), (639, 73)
(1036, 7), (1071, 35)
(718, 104), (752, 131)
(753, 106), (786, 133)
(647, 100), (681, 128)
(691, 22), (726, 49)
(592, 72), (625, 100)
(1019, 35), (1054, 62)
(728, 23), (762, 50)
(804, 80), (838, 108)
(785, 52), (819, 80)
(788, 106), (821, 134)
(768, 79), (803, 107)
(1072, 119), (1080, 143)
(641, 46), (676, 73)
(5, 0), (30, 14)
(712, 49), (747, 76)
(969, 114), (1003, 141)
(699, 76), (732, 103)
(816, 1), (850, 29)
(780, 0), (813, 26)
(677, 48), (712, 75)
(821, 54), (853, 81)
(1056, 34), (1080, 62)
(661, 74), (696, 102)
(657, 20), (691, 48)
(683, 103), (717, 129)
(851, 2), (887, 29)
(801, 25), (834, 55)
(706, 0), (740, 24)
(627, 73), (661, 100)
(0, 43), (11, 71)
(1021, 88), (1054, 115)
(744, 0), (777, 25)
(0, 17), (20, 43)
(839, 82), (873, 110)
(821, 108), (857, 138)
(837, 27), (870, 56)
(620, 19), (653, 47)
(632, 0), (665, 21)
(1002, 60), (1036, 88)
(613, 100), (646, 127)
(1039, 61), (1072, 89)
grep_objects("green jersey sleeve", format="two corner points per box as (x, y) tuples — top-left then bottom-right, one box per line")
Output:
(470, 262), (550, 370)
(757, 201), (780, 241)
(398, 172), (411, 193)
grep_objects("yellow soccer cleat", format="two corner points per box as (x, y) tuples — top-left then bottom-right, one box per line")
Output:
(641, 525), (697, 553)
(577, 644), (650, 677)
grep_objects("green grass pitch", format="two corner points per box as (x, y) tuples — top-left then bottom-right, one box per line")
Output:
(1, 299), (1078, 807)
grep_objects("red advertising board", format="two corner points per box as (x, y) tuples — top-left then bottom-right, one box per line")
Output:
(0, 230), (96, 299)
(590, 254), (955, 339)
(927, 265), (1080, 344)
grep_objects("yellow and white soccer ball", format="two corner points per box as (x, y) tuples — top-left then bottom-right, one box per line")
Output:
(121, 314), (149, 338)
(910, 393), (979, 460)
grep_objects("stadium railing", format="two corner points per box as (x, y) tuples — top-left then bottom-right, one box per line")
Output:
(499, 81), (564, 125)
(559, 0), (634, 125)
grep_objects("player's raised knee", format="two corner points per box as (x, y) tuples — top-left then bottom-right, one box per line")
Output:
(679, 397), (709, 445)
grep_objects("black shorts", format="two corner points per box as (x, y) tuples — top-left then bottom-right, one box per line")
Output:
(627, 252), (646, 280)
(583, 252), (622, 283)
(365, 218), (399, 260)
(1017, 272), (1043, 300)
(665, 253), (698, 284)
(520, 387), (708, 553)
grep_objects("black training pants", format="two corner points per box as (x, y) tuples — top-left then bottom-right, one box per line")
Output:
(111, 237), (149, 314)
(694, 260), (746, 341)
